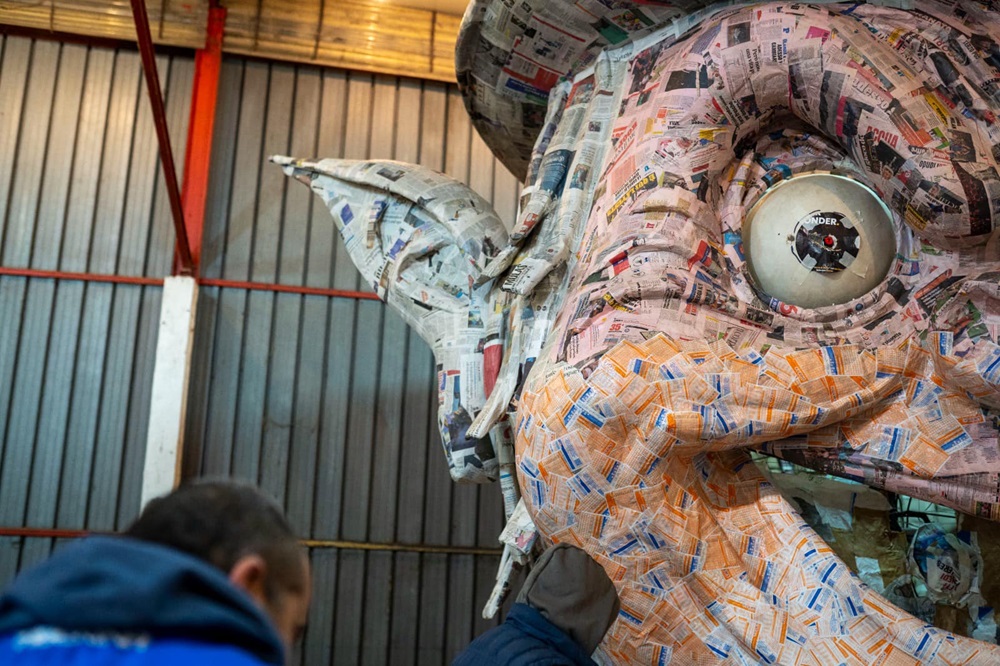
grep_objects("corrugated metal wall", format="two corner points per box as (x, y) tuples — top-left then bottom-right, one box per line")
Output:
(0, 33), (523, 665)
(183, 57), (522, 664)
(0, 34), (191, 574)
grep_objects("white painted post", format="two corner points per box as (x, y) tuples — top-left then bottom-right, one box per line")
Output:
(141, 275), (199, 508)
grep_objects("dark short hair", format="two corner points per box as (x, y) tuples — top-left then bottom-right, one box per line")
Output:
(125, 481), (305, 602)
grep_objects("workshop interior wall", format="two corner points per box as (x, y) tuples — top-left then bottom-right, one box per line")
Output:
(0, 35), (190, 567)
(0, 33), (523, 664)
(1, 26), (995, 661)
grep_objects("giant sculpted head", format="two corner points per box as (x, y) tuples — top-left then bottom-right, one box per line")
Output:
(276, 1), (1000, 662)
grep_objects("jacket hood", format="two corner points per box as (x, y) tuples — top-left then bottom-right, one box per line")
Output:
(0, 536), (285, 665)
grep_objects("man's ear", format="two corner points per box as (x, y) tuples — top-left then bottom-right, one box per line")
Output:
(229, 554), (269, 606)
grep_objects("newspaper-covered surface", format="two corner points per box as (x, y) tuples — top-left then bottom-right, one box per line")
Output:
(455, 0), (920, 179)
(518, 334), (1000, 662)
(456, 0), (761, 177)
(271, 156), (515, 483)
(507, 2), (1000, 661)
(278, 0), (1000, 662)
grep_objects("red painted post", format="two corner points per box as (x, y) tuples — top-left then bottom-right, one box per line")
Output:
(180, 4), (226, 274)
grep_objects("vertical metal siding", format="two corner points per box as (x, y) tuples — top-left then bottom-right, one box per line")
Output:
(0, 35), (191, 572)
(0, 34), (524, 665)
(184, 57), (522, 664)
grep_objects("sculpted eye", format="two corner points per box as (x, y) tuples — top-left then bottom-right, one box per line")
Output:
(743, 172), (897, 309)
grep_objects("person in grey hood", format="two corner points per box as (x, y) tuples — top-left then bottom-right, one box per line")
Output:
(0, 481), (310, 665)
(454, 543), (621, 665)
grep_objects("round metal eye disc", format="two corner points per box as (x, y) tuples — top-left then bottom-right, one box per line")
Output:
(743, 173), (896, 310)
(791, 210), (860, 274)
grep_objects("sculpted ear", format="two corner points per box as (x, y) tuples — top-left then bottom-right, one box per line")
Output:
(272, 156), (513, 482)
(272, 156), (514, 318)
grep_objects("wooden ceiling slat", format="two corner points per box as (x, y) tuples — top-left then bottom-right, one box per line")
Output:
(0, 0), (460, 82)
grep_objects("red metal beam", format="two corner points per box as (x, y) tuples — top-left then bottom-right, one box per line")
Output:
(0, 267), (380, 301)
(130, 0), (195, 275)
(180, 5), (226, 273)
(0, 267), (164, 287)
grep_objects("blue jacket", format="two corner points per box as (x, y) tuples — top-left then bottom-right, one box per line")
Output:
(453, 603), (597, 666)
(0, 536), (284, 665)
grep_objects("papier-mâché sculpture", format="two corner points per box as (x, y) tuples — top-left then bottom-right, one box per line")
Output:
(276, 1), (1000, 662)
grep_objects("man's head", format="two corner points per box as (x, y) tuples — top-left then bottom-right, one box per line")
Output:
(125, 481), (310, 650)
